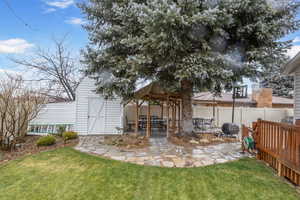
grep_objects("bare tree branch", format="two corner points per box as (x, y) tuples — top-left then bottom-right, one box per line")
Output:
(0, 74), (46, 150)
(11, 37), (81, 101)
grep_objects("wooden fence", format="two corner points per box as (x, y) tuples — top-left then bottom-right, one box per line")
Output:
(243, 120), (300, 185)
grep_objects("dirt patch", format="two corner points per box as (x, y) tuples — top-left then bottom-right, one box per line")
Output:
(101, 134), (149, 149)
(170, 133), (239, 147)
(0, 135), (78, 164)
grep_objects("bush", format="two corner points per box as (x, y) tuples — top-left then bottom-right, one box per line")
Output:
(56, 125), (66, 137)
(36, 136), (56, 146)
(62, 131), (78, 141)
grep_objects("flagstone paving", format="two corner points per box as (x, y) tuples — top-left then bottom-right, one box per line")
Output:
(75, 136), (251, 168)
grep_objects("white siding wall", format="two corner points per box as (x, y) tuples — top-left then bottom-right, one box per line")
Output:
(75, 77), (123, 135)
(103, 99), (123, 134)
(30, 102), (76, 124)
(75, 77), (93, 135)
(294, 70), (300, 120)
(29, 77), (123, 136)
(193, 105), (293, 128)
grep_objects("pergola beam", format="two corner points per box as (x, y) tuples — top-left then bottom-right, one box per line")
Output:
(146, 101), (151, 137)
(167, 96), (170, 138)
(135, 100), (139, 133)
(131, 82), (182, 138)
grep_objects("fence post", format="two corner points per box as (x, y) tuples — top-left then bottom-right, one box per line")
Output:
(256, 119), (261, 160)
(241, 124), (249, 152)
(277, 161), (283, 177)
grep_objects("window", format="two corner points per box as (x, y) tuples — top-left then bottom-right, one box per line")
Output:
(28, 124), (74, 134)
(47, 125), (54, 133)
(41, 125), (48, 133)
(29, 125), (35, 132)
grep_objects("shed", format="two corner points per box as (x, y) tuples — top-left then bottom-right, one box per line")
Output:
(28, 77), (123, 135)
(283, 52), (300, 123)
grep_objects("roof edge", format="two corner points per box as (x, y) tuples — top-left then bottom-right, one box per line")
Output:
(283, 51), (300, 75)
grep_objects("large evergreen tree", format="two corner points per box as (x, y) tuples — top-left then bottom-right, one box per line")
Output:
(259, 43), (294, 98)
(260, 64), (294, 98)
(80, 0), (299, 134)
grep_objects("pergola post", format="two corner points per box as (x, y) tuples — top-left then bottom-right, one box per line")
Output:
(147, 101), (151, 137)
(166, 96), (170, 138)
(135, 100), (139, 133)
(178, 100), (181, 133)
(161, 103), (164, 119)
(172, 102), (176, 135)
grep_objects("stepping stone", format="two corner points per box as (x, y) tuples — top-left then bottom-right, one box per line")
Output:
(172, 158), (186, 167)
(136, 152), (148, 157)
(162, 161), (174, 167)
(189, 139), (199, 144)
(215, 159), (228, 163)
(145, 160), (161, 166)
(192, 149), (204, 154)
(93, 149), (107, 155)
(199, 139), (209, 143)
(201, 159), (215, 166)
(192, 154), (208, 159)
(111, 156), (126, 161)
(164, 155), (177, 158)
(193, 161), (204, 167)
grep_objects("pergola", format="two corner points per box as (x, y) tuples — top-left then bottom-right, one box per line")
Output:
(132, 82), (182, 138)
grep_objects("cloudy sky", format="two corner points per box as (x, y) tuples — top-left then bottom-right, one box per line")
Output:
(0, 0), (86, 74)
(0, 0), (300, 80)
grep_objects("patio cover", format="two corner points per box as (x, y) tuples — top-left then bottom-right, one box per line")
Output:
(131, 82), (182, 138)
(133, 82), (182, 101)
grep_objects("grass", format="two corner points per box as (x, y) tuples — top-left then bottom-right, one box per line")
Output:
(0, 148), (299, 200)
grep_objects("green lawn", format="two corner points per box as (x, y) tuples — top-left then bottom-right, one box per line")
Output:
(0, 148), (299, 200)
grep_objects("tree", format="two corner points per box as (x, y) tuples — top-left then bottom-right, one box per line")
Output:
(12, 37), (81, 101)
(0, 74), (46, 150)
(80, 0), (299, 134)
(260, 66), (294, 98)
(259, 43), (294, 98)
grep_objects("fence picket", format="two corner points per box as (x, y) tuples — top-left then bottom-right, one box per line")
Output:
(243, 120), (300, 186)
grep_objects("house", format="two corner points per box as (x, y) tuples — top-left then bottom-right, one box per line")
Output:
(283, 51), (300, 124)
(28, 77), (123, 135)
(193, 88), (293, 108)
(29, 75), (294, 136)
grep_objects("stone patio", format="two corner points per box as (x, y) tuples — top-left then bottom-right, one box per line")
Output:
(74, 136), (251, 168)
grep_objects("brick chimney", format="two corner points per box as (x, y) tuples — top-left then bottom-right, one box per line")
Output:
(252, 88), (273, 108)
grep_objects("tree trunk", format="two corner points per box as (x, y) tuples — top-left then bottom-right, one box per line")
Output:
(181, 80), (193, 135)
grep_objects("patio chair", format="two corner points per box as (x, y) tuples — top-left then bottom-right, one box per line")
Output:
(193, 118), (202, 130)
(203, 118), (214, 130)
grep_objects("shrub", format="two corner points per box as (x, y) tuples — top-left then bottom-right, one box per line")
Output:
(62, 131), (78, 141)
(36, 135), (56, 146)
(56, 125), (66, 137)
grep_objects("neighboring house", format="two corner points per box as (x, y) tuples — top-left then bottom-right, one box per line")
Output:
(193, 88), (293, 108)
(28, 77), (123, 135)
(283, 51), (300, 124)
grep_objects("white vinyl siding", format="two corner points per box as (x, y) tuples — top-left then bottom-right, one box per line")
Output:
(294, 69), (300, 120)
(28, 102), (76, 135)
(30, 102), (76, 124)
(29, 77), (123, 136)
(74, 77), (123, 135)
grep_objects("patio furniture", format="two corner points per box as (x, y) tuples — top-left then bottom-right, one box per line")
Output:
(203, 118), (214, 130)
(193, 118), (201, 130)
(193, 118), (214, 131)
(127, 121), (135, 132)
(134, 115), (167, 133)
(125, 116), (135, 132)
(221, 123), (239, 137)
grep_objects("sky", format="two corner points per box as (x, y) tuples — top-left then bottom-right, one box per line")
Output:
(0, 0), (300, 87)
(0, 0), (87, 74)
